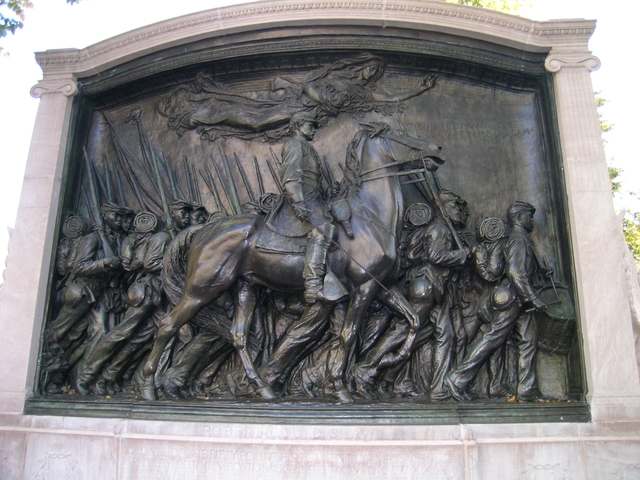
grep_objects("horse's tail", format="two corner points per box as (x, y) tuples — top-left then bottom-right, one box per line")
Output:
(162, 225), (204, 306)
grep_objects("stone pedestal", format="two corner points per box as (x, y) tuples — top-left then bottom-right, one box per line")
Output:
(1, 1), (639, 478)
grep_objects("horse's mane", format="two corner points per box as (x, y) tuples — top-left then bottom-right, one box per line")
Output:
(340, 122), (391, 194)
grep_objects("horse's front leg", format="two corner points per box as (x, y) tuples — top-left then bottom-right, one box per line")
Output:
(232, 280), (277, 399)
(140, 296), (206, 400)
(375, 285), (421, 365)
(327, 279), (377, 403)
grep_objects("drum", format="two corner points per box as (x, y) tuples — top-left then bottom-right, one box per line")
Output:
(535, 286), (576, 355)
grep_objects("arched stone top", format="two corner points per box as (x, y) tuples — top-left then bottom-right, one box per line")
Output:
(34, 0), (596, 81)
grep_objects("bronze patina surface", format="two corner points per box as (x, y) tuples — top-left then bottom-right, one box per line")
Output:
(30, 27), (585, 422)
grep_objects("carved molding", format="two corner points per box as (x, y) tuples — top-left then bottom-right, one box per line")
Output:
(30, 79), (79, 99)
(81, 36), (543, 97)
(544, 52), (601, 73)
(34, 0), (595, 81)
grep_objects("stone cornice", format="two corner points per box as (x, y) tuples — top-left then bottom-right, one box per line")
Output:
(33, 0), (596, 81)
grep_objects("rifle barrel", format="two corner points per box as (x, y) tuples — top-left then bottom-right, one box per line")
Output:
(266, 159), (284, 194)
(422, 162), (464, 250)
(234, 152), (255, 202)
(151, 149), (174, 232)
(254, 157), (265, 196)
(210, 154), (236, 214)
(218, 143), (243, 214)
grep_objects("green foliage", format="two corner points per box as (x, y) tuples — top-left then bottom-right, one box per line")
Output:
(595, 94), (613, 136)
(609, 165), (622, 195)
(599, 94), (640, 269)
(0, 0), (33, 39)
(440, 0), (528, 14)
(1, 0), (77, 50)
(623, 214), (640, 268)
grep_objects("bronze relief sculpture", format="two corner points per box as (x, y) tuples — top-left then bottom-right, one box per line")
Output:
(38, 52), (578, 410)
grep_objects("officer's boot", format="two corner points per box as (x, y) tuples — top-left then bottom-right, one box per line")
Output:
(303, 224), (334, 304)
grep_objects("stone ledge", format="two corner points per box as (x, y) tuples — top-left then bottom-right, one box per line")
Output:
(25, 396), (590, 425)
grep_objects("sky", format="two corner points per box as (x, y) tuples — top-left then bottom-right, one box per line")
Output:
(0, 0), (636, 281)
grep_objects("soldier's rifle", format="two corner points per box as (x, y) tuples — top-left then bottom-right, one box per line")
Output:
(191, 163), (202, 204)
(113, 164), (127, 205)
(102, 155), (114, 202)
(210, 154), (241, 215)
(234, 152), (255, 202)
(266, 158), (284, 195)
(219, 143), (243, 214)
(420, 158), (464, 250)
(199, 169), (227, 215)
(151, 149), (175, 235)
(253, 157), (265, 196)
(269, 146), (282, 167)
(320, 155), (335, 189)
(102, 112), (152, 211)
(83, 147), (116, 259)
(166, 158), (179, 200)
(183, 157), (196, 202)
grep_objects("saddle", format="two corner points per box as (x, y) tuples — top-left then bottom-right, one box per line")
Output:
(257, 195), (311, 254)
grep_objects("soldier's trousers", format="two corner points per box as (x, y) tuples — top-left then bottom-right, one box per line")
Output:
(75, 298), (155, 383)
(259, 301), (333, 385)
(448, 302), (538, 397)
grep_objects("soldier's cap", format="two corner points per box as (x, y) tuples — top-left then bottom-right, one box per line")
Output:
(439, 189), (466, 206)
(289, 112), (319, 130)
(169, 199), (193, 213)
(189, 202), (208, 213)
(100, 202), (130, 216)
(507, 201), (536, 217)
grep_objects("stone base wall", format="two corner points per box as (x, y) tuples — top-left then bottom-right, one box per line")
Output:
(2, 415), (640, 479)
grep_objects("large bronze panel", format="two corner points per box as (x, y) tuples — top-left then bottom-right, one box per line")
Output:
(30, 37), (585, 423)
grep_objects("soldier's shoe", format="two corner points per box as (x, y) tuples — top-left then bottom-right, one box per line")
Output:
(429, 388), (452, 402)
(193, 380), (207, 397)
(94, 377), (108, 396)
(517, 388), (541, 402)
(74, 377), (91, 396)
(490, 384), (515, 398)
(161, 376), (183, 399)
(353, 367), (378, 399)
(444, 374), (470, 402)
(106, 380), (118, 396)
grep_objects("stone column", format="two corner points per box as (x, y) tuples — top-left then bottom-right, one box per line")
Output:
(0, 76), (77, 413)
(546, 50), (640, 421)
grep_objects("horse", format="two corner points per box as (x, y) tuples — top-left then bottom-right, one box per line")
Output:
(140, 122), (445, 402)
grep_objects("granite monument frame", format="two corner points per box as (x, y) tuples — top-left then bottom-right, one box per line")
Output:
(1, 1), (639, 477)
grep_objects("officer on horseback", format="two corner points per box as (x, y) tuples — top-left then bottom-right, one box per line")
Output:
(279, 113), (346, 304)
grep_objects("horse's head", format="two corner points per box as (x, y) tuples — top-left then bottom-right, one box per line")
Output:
(361, 122), (446, 172)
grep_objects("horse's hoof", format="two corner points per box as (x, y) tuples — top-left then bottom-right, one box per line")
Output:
(256, 385), (278, 400)
(333, 384), (354, 404)
(139, 378), (158, 401)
